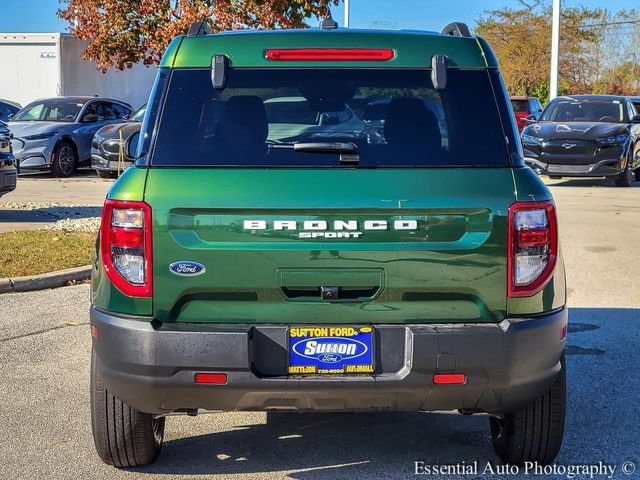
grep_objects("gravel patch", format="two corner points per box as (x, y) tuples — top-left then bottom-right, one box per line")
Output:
(44, 217), (101, 233)
(0, 202), (102, 233)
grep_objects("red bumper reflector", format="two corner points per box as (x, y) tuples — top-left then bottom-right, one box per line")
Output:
(560, 325), (567, 341)
(433, 373), (466, 385)
(91, 325), (98, 339)
(265, 48), (395, 62)
(194, 373), (228, 385)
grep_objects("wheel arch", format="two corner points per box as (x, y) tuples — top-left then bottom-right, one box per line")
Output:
(53, 135), (79, 161)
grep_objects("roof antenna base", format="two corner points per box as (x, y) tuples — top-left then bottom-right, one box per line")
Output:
(188, 21), (212, 36)
(320, 8), (339, 30)
(441, 22), (471, 38)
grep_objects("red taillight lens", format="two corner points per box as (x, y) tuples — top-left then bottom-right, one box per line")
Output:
(508, 201), (558, 297)
(100, 199), (152, 297)
(265, 48), (395, 62)
(517, 228), (549, 248)
(109, 227), (143, 248)
(433, 374), (466, 385)
(194, 373), (228, 385)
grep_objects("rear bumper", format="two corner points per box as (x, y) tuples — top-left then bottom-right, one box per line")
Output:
(0, 165), (17, 196)
(90, 307), (567, 416)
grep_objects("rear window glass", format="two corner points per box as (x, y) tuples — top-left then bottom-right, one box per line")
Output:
(511, 99), (528, 113)
(151, 68), (508, 167)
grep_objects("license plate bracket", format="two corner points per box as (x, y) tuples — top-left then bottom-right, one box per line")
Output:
(288, 326), (375, 375)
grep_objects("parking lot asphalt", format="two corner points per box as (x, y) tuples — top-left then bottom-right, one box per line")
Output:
(0, 177), (639, 480)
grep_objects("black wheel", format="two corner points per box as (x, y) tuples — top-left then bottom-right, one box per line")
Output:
(635, 170), (640, 182)
(615, 154), (633, 187)
(548, 175), (562, 180)
(51, 141), (77, 178)
(490, 352), (566, 466)
(96, 170), (116, 179)
(90, 348), (165, 467)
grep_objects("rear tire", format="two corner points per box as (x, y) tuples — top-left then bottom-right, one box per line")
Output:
(90, 348), (165, 467)
(489, 352), (566, 465)
(51, 141), (77, 178)
(548, 175), (562, 180)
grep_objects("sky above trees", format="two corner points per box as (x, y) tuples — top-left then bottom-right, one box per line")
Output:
(0, 0), (635, 32)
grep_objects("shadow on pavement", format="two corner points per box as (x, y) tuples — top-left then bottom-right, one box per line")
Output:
(0, 209), (53, 225)
(17, 168), (101, 180)
(131, 307), (640, 478)
(547, 177), (640, 188)
(0, 205), (101, 220)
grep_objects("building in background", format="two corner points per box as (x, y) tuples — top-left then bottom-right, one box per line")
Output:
(0, 33), (156, 108)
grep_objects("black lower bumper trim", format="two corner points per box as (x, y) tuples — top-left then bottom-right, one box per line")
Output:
(90, 307), (568, 415)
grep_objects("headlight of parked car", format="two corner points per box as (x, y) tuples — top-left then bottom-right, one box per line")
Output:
(0, 137), (10, 153)
(23, 132), (56, 141)
(599, 134), (628, 146)
(521, 133), (540, 145)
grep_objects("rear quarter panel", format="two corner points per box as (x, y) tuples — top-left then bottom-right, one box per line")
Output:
(91, 167), (153, 315)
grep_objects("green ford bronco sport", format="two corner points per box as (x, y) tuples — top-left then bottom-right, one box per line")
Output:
(90, 20), (567, 468)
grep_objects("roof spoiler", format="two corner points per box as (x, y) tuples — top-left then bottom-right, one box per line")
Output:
(441, 22), (471, 38)
(187, 21), (212, 36)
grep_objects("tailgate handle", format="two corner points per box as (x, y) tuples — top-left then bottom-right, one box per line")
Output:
(321, 286), (339, 300)
(280, 286), (379, 301)
(277, 268), (384, 302)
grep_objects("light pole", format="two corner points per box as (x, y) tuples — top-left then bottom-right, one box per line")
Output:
(550, 0), (561, 99)
(344, 0), (350, 28)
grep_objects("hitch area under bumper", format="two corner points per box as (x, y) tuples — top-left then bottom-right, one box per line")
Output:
(90, 307), (567, 415)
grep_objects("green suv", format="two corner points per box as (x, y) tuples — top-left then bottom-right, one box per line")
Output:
(90, 20), (567, 468)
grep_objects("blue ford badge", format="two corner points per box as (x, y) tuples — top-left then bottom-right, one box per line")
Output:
(169, 261), (206, 277)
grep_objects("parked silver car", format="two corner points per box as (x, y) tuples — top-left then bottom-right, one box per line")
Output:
(9, 97), (132, 177)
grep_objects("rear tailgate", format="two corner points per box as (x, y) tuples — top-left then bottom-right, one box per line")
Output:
(145, 168), (515, 324)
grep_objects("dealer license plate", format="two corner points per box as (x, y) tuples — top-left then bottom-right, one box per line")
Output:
(288, 326), (374, 375)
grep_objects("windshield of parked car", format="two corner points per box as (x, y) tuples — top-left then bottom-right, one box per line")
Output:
(130, 105), (146, 122)
(151, 68), (508, 167)
(539, 99), (628, 123)
(12, 99), (84, 122)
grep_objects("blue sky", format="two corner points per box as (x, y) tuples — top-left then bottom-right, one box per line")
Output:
(0, 0), (635, 33)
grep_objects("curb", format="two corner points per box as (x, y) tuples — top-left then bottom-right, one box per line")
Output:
(0, 265), (91, 294)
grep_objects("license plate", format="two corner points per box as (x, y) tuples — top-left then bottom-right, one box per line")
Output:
(288, 326), (374, 375)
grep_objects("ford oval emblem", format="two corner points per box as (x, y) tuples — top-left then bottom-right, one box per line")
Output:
(169, 261), (206, 277)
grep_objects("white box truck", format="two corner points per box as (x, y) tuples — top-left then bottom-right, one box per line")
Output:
(0, 33), (156, 108)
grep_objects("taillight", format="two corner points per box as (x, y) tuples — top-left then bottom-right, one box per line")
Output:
(265, 48), (395, 62)
(507, 201), (558, 297)
(100, 199), (152, 297)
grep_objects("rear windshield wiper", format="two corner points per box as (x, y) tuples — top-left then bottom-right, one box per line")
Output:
(269, 142), (360, 165)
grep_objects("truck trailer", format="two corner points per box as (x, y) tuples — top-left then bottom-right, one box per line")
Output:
(0, 33), (156, 109)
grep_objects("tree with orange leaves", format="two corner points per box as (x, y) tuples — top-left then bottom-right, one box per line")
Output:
(58, 0), (339, 71)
